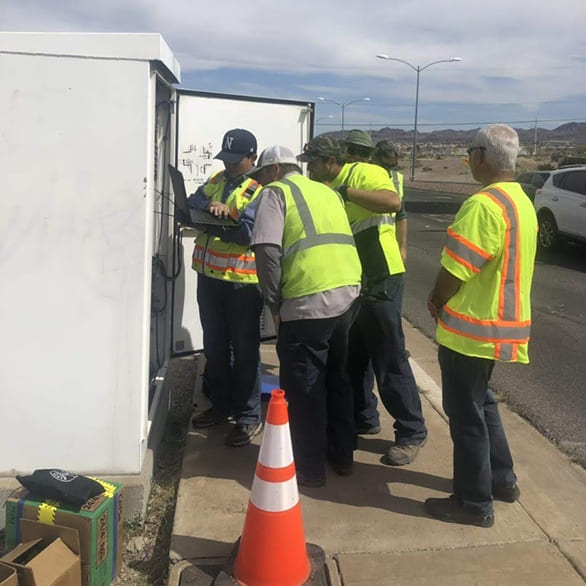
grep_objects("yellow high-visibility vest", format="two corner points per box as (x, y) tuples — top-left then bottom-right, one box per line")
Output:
(330, 162), (404, 283)
(268, 174), (362, 299)
(192, 171), (262, 283)
(436, 182), (538, 362)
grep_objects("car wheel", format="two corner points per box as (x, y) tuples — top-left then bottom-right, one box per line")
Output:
(538, 211), (559, 250)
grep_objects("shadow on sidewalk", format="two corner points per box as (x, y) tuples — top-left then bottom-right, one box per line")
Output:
(182, 423), (451, 521)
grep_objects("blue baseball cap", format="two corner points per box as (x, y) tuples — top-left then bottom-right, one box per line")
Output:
(214, 129), (257, 163)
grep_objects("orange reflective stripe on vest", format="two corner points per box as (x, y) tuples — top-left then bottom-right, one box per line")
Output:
(444, 227), (494, 273)
(192, 245), (257, 275)
(439, 186), (530, 361)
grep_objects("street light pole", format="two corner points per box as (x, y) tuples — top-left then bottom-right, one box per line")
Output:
(318, 97), (370, 139)
(376, 54), (462, 181)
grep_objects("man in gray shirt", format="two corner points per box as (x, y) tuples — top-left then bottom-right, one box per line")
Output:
(250, 145), (362, 487)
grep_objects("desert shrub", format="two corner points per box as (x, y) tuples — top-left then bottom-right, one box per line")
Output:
(538, 163), (556, 171)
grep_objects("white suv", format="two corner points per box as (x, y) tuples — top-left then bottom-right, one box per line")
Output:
(533, 165), (586, 250)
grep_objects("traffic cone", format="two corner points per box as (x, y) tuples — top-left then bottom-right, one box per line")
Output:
(214, 388), (326, 586)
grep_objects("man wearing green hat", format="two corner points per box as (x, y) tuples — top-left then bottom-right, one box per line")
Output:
(343, 129), (375, 164)
(297, 137), (428, 466)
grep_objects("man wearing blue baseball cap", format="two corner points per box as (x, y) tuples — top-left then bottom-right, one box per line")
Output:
(188, 128), (264, 447)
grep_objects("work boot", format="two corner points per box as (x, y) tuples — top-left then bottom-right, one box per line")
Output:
(356, 424), (381, 435)
(493, 483), (520, 503)
(425, 495), (494, 528)
(225, 422), (263, 447)
(381, 438), (427, 466)
(192, 407), (229, 429)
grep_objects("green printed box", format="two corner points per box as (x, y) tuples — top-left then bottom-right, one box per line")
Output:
(5, 479), (124, 586)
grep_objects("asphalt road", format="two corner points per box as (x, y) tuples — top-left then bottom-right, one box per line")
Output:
(403, 187), (586, 468)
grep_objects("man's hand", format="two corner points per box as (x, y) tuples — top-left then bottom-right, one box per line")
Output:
(208, 202), (231, 218)
(427, 290), (441, 322)
(271, 314), (280, 334)
(400, 246), (407, 264)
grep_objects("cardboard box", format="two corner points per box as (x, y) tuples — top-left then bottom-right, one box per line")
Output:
(1, 519), (81, 586)
(0, 562), (19, 586)
(5, 480), (123, 586)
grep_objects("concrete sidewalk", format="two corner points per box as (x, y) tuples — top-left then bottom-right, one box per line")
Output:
(168, 323), (586, 585)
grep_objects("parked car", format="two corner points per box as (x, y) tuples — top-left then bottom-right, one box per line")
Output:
(533, 166), (586, 249)
(515, 171), (550, 201)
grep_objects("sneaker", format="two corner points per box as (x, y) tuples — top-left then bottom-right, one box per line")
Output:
(381, 438), (427, 466)
(225, 422), (263, 447)
(493, 483), (520, 503)
(356, 424), (381, 435)
(425, 495), (494, 528)
(192, 407), (229, 429)
(296, 472), (326, 488)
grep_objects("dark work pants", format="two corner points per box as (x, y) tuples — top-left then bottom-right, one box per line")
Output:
(438, 345), (516, 515)
(197, 273), (262, 425)
(348, 274), (427, 444)
(277, 305), (357, 479)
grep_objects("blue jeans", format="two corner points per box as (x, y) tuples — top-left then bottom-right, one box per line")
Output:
(438, 345), (517, 515)
(197, 274), (262, 425)
(348, 274), (427, 444)
(277, 305), (357, 479)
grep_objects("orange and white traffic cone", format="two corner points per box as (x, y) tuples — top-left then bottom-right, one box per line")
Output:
(215, 388), (326, 586)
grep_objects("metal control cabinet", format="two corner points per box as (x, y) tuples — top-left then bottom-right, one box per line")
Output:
(0, 33), (313, 476)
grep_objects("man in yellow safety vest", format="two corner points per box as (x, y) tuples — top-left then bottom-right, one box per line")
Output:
(426, 124), (538, 527)
(188, 129), (264, 448)
(250, 145), (362, 487)
(298, 136), (428, 466)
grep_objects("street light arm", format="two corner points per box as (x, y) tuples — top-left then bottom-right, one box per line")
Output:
(318, 96), (343, 108)
(419, 58), (462, 72)
(376, 54), (417, 71)
(344, 97), (371, 107)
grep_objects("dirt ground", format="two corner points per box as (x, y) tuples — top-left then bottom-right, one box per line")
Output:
(404, 154), (547, 194)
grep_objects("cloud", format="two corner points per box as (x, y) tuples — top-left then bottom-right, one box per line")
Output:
(2, 0), (586, 128)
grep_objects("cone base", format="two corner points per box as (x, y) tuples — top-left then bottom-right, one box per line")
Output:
(214, 540), (327, 586)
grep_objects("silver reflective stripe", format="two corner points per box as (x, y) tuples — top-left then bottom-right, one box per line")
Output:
(444, 232), (488, 271)
(351, 215), (394, 235)
(193, 246), (255, 272)
(440, 312), (531, 341)
(280, 178), (355, 259)
(483, 187), (519, 321)
(499, 344), (514, 361)
(391, 170), (400, 194)
(285, 233), (356, 257)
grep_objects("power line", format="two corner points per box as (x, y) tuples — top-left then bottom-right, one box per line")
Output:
(318, 118), (586, 129)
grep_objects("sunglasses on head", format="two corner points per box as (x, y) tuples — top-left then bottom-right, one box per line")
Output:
(466, 146), (486, 156)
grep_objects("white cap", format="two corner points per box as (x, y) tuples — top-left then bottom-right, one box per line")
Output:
(247, 145), (298, 177)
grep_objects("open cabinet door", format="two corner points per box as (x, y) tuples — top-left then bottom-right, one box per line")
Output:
(171, 90), (314, 354)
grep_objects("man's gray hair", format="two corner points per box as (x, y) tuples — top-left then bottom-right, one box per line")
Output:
(473, 124), (519, 172)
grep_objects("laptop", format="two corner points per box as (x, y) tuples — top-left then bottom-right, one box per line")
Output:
(168, 164), (239, 228)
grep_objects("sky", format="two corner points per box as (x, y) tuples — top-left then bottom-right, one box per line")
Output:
(3, 0), (586, 133)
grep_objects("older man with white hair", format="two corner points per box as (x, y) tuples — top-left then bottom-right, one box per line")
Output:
(426, 124), (538, 527)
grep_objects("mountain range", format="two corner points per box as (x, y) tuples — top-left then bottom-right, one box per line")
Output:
(327, 122), (586, 146)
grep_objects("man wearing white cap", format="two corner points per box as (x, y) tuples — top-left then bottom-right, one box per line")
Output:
(250, 145), (362, 487)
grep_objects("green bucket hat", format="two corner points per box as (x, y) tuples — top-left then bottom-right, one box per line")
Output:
(344, 129), (374, 149)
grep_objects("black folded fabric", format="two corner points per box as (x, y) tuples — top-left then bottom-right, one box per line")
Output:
(16, 469), (105, 507)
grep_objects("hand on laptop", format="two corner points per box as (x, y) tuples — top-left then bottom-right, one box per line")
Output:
(208, 202), (231, 219)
